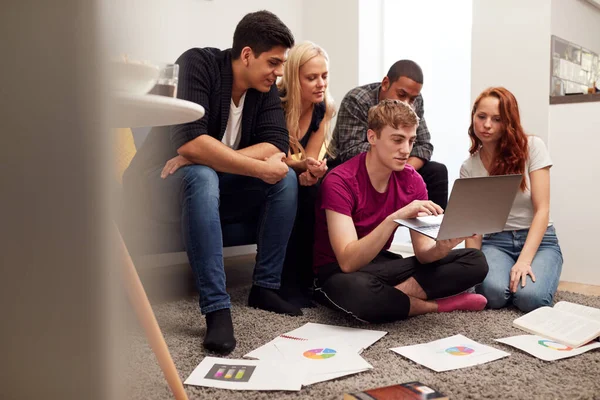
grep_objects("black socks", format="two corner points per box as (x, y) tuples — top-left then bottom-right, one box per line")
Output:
(248, 285), (303, 316)
(203, 308), (236, 355)
(280, 285), (316, 309)
(203, 287), (302, 354)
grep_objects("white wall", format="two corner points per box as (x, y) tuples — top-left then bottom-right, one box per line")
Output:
(100, 0), (303, 63)
(358, 0), (384, 85)
(552, 0), (600, 53)
(472, 0), (600, 285)
(549, 102), (600, 285)
(301, 0), (360, 113)
(471, 0), (552, 143)
(99, 0), (361, 124)
(381, 0), (473, 186)
(549, 0), (600, 285)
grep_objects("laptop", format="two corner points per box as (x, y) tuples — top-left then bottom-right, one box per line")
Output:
(394, 174), (522, 241)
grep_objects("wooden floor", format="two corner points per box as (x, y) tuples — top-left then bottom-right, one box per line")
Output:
(557, 281), (600, 296)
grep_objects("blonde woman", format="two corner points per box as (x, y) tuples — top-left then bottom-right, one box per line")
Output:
(278, 41), (335, 306)
(278, 41), (335, 186)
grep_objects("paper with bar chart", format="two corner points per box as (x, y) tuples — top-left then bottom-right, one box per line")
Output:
(184, 357), (304, 391)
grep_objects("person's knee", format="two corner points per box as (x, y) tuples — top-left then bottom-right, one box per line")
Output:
(322, 275), (386, 323)
(462, 248), (490, 283)
(272, 168), (298, 193)
(182, 165), (219, 198)
(346, 296), (390, 323)
(268, 168), (298, 209)
(476, 279), (509, 309)
(513, 286), (554, 313)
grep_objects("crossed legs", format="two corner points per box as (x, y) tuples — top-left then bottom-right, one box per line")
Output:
(316, 248), (489, 323)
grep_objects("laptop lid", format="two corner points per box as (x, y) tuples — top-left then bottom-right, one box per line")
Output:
(394, 175), (522, 240)
(435, 174), (522, 240)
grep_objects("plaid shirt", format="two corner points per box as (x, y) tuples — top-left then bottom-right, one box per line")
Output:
(331, 82), (433, 162)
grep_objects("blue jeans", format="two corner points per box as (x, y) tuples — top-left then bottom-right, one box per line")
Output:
(476, 225), (563, 312)
(146, 165), (298, 314)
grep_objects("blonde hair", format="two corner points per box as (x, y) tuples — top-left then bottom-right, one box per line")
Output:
(278, 41), (335, 158)
(368, 99), (420, 137)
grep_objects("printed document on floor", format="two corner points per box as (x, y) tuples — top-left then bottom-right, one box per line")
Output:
(274, 337), (373, 385)
(244, 322), (387, 360)
(184, 356), (304, 391)
(390, 334), (509, 372)
(495, 334), (600, 361)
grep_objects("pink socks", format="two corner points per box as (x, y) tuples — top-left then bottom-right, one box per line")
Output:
(436, 293), (487, 313)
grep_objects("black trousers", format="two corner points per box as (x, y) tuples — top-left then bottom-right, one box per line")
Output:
(281, 183), (320, 291)
(315, 248), (488, 323)
(328, 157), (449, 209)
(417, 160), (448, 209)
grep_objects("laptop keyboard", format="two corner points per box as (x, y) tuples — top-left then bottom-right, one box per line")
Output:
(417, 224), (441, 233)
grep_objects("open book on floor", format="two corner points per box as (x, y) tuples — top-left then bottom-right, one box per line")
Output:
(513, 301), (600, 348)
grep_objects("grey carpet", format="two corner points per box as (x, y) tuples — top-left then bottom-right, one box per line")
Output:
(126, 289), (600, 400)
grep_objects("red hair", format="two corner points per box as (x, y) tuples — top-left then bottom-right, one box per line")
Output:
(468, 87), (529, 191)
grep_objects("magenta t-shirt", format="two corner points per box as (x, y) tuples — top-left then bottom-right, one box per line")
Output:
(313, 152), (428, 270)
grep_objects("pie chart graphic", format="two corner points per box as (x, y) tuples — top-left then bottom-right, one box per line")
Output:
(445, 346), (475, 356)
(538, 340), (572, 351)
(303, 348), (337, 359)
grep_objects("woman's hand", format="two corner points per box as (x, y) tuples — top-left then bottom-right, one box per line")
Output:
(306, 157), (328, 179)
(161, 155), (193, 178)
(298, 170), (319, 186)
(510, 260), (536, 293)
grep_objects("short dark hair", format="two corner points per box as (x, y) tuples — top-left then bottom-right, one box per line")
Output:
(232, 10), (295, 59)
(386, 60), (424, 84)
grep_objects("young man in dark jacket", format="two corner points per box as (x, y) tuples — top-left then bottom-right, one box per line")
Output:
(125, 10), (299, 354)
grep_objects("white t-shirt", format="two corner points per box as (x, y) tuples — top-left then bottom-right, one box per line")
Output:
(221, 92), (246, 149)
(459, 136), (553, 231)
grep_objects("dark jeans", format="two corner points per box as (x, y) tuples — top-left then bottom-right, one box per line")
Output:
(327, 157), (448, 209)
(315, 248), (488, 323)
(418, 160), (448, 209)
(143, 164), (298, 314)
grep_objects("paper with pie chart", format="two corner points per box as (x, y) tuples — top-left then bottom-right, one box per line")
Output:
(495, 335), (600, 361)
(244, 322), (387, 361)
(274, 337), (373, 385)
(390, 334), (509, 372)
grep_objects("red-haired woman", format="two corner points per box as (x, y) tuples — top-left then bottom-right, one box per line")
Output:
(461, 87), (562, 312)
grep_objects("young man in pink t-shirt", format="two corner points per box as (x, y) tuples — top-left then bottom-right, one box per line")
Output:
(313, 99), (489, 323)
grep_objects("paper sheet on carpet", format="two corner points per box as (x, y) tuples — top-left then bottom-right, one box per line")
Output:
(390, 334), (509, 372)
(244, 322), (387, 360)
(184, 356), (304, 391)
(274, 337), (373, 385)
(495, 334), (600, 361)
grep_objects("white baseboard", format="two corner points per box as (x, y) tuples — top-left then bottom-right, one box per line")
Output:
(223, 245), (257, 258)
(135, 245), (257, 270)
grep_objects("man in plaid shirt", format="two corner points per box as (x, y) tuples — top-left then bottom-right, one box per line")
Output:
(327, 60), (448, 208)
